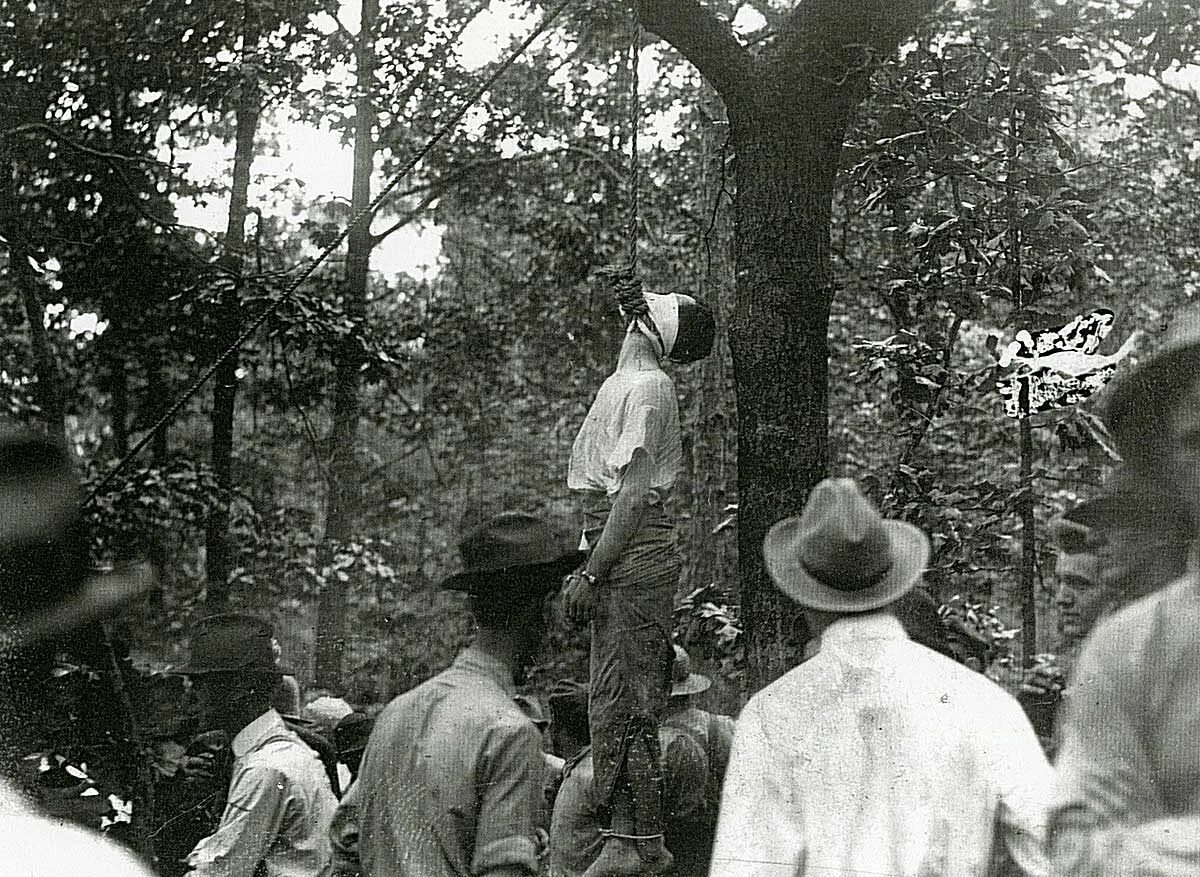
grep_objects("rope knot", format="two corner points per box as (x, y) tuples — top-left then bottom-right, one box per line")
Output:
(598, 263), (645, 323)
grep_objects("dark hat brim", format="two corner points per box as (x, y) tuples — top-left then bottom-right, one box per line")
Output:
(4, 564), (155, 649)
(763, 519), (930, 613)
(1104, 342), (1200, 464)
(441, 550), (585, 594)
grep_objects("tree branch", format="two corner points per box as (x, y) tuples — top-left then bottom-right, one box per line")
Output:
(636, 0), (755, 116)
(370, 189), (442, 245)
(770, 0), (939, 118)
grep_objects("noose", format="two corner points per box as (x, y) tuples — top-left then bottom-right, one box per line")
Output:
(603, 4), (667, 352)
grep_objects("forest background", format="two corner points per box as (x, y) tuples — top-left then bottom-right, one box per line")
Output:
(2, 0), (1199, 858)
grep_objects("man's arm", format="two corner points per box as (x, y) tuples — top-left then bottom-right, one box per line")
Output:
(1049, 623), (1200, 874)
(565, 448), (655, 622)
(471, 721), (544, 877)
(710, 707), (804, 877)
(328, 780), (362, 877)
(989, 696), (1055, 877)
(186, 764), (289, 877)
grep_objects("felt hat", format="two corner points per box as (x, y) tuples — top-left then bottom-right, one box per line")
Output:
(180, 613), (283, 676)
(0, 424), (154, 648)
(763, 478), (930, 613)
(669, 644), (711, 697)
(1104, 305), (1200, 465)
(334, 712), (374, 756)
(441, 511), (584, 594)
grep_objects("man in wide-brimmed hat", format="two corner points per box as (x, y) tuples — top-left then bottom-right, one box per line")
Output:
(0, 424), (157, 873)
(660, 644), (734, 875)
(709, 478), (1053, 877)
(1050, 307), (1200, 874)
(334, 511), (582, 877)
(181, 612), (338, 876)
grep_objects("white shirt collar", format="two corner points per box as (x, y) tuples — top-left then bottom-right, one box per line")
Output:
(819, 611), (908, 648)
(231, 708), (289, 758)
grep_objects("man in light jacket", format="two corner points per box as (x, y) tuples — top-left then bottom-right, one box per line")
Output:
(710, 478), (1053, 877)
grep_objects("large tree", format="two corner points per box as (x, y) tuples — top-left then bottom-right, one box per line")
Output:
(634, 0), (938, 686)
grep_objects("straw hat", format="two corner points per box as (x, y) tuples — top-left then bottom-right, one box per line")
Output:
(763, 478), (930, 613)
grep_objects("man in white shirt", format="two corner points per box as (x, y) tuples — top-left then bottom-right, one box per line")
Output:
(183, 613), (337, 877)
(710, 478), (1053, 877)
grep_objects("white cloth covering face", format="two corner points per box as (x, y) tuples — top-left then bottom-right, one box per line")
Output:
(626, 293), (680, 359)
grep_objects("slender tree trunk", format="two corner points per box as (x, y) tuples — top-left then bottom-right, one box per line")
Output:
(315, 0), (378, 686)
(1007, 0), (1037, 661)
(205, 41), (261, 609)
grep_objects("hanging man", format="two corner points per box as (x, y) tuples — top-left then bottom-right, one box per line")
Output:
(561, 269), (715, 877)
(1050, 306), (1200, 872)
(336, 511), (582, 877)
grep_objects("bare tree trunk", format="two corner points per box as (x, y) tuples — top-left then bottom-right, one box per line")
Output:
(205, 33), (261, 609)
(637, 0), (938, 691)
(315, 0), (379, 687)
(728, 119), (837, 685)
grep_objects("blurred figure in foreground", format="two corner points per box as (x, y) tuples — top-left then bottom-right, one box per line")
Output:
(0, 424), (157, 874)
(1050, 308), (1200, 872)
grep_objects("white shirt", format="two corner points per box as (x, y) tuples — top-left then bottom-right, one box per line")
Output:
(567, 368), (681, 497)
(0, 777), (156, 876)
(187, 708), (338, 877)
(710, 612), (1052, 877)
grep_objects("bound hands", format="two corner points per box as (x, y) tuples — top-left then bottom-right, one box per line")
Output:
(562, 569), (598, 626)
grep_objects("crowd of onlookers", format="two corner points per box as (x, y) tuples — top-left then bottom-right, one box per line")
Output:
(5, 304), (1200, 876)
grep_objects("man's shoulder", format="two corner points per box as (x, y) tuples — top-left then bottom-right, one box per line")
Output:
(375, 668), (532, 743)
(599, 368), (675, 402)
(1079, 573), (1200, 670)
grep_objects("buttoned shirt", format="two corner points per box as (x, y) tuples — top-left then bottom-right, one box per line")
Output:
(1050, 573), (1200, 873)
(567, 368), (681, 498)
(710, 612), (1053, 877)
(346, 644), (543, 877)
(0, 776), (157, 876)
(187, 708), (337, 877)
